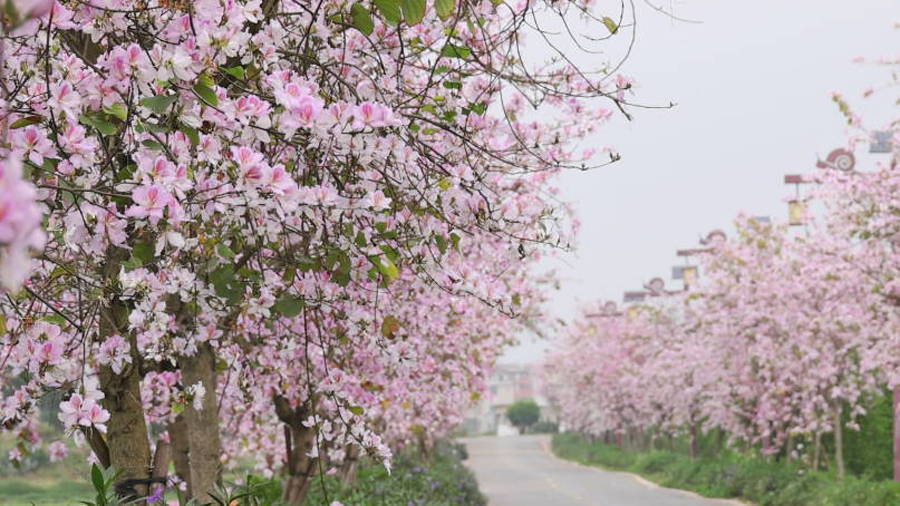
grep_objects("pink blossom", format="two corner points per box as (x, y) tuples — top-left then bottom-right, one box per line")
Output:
(11, 125), (55, 166)
(351, 102), (395, 129)
(125, 185), (175, 225)
(48, 440), (68, 462)
(12, 0), (53, 20)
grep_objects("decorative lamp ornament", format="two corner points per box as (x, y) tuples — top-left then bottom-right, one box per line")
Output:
(602, 301), (618, 315)
(788, 199), (807, 226)
(816, 148), (856, 172)
(870, 131), (893, 154)
(626, 305), (640, 321)
(646, 277), (666, 295)
(683, 266), (699, 287)
(701, 230), (728, 246)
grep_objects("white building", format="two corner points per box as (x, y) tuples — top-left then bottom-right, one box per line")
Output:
(463, 363), (557, 435)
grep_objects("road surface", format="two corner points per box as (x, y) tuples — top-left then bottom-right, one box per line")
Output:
(460, 435), (743, 506)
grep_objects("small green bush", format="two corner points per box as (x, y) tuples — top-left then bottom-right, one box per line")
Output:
(305, 441), (486, 505)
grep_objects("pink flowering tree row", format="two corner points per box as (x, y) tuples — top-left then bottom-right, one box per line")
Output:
(544, 47), (900, 474)
(0, 0), (637, 503)
(544, 217), (892, 474)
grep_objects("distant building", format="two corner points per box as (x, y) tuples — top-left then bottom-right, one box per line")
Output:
(463, 363), (557, 435)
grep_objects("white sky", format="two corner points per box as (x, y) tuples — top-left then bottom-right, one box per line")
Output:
(502, 0), (899, 363)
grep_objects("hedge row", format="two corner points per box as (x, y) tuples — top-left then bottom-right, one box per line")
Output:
(552, 433), (900, 506)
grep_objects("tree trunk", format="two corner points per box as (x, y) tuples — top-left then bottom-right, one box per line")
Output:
(168, 414), (192, 497)
(833, 405), (845, 479)
(180, 343), (222, 503)
(281, 423), (318, 504)
(274, 396), (317, 505)
(339, 444), (361, 485)
(98, 360), (152, 501)
(813, 431), (822, 471)
(96, 301), (152, 501)
(88, 248), (152, 501)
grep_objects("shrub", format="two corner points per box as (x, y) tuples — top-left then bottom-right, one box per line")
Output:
(551, 433), (900, 506)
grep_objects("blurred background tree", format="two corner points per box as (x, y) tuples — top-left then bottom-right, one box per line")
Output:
(507, 400), (541, 434)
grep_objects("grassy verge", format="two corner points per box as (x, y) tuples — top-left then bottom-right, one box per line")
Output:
(305, 442), (486, 505)
(0, 439), (484, 505)
(0, 478), (92, 506)
(552, 433), (900, 506)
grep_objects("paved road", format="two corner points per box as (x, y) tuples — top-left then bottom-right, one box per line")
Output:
(459, 435), (743, 506)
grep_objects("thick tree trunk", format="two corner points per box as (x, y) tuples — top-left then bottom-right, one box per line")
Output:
(95, 289), (152, 501)
(180, 343), (222, 503)
(98, 361), (152, 500)
(87, 247), (152, 501)
(274, 396), (318, 505)
(417, 430), (432, 462)
(168, 415), (192, 497)
(281, 424), (318, 504)
(339, 444), (361, 485)
(833, 405), (845, 479)
(813, 431), (822, 471)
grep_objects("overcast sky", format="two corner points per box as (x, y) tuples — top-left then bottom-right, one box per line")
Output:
(502, 0), (898, 363)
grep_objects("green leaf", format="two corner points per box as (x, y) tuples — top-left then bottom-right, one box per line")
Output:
(132, 241), (154, 265)
(435, 0), (455, 20)
(348, 405), (365, 416)
(181, 124), (200, 146)
(443, 80), (462, 90)
(9, 116), (42, 129)
(440, 44), (471, 59)
(374, 0), (401, 25)
(438, 177), (452, 191)
(350, 2), (374, 35)
(466, 102), (487, 115)
(216, 243), (236, 259)
(103, 103), (128, 121)
(272, 295), (304, 317)
(193, 82), (219, 107)
(450, 232), (461, 251)
(172, 402), (185, 415)
(91, 464), (105, 493)
(400, 0), (426, 24)
(371, 255), (400, 283)
(222, 65), (246, 80)
(139, 95), (178, 114)
(141, 139), (164, 151)
(602, 16), (618, 34)
(197, 74), (215, 88)
(79, 114), (117, 136)
(435, 234), (448, 254)
(381, 315), (401, 339)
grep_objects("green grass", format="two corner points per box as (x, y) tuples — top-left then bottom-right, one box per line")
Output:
(0, 478), (92, 505)
(552, 433), (900, 506)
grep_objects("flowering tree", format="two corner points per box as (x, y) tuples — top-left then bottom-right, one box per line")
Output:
(0, 0), (637, 502)
(544, 217), (890, 475)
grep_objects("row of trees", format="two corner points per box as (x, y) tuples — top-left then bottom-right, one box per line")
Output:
(543, 50), (899, 478)
(0, 0), (636, 503)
